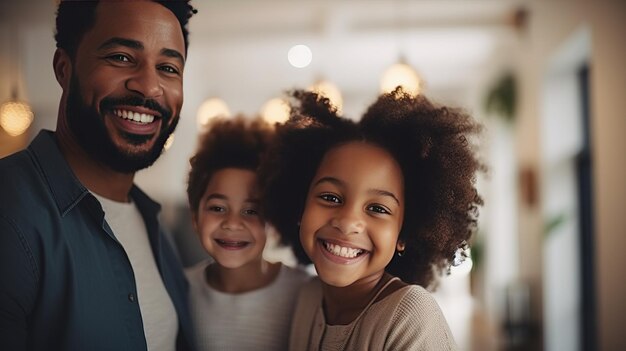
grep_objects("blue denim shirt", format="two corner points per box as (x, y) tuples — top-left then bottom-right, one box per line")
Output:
(0, 130), (195, 351)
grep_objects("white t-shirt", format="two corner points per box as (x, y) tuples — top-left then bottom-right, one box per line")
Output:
(185, 260), (310, 351)
(94, 193), (178, 351)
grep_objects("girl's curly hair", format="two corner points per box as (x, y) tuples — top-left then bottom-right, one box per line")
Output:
(260, 89), (484, 287)
(187, 117), (274, 214)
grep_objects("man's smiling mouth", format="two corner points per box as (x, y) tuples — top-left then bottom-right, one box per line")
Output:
(114, 109), (156, 124)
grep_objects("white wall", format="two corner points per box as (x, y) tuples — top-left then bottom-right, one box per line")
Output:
(516, 1), (626, 349)
(589, 3), (626, 349)
(540, 27), (589, 351)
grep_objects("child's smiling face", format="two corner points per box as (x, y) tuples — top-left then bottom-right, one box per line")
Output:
(299, 141), (405, 287)
(193, 168), (266, 269)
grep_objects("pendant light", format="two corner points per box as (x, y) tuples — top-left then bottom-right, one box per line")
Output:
(1, 18), (34, 137)
(196, 97), (231, 131)
(0, 89), (34, 137)
(308, 79), (343, 114)
(380, 57), (421, 96)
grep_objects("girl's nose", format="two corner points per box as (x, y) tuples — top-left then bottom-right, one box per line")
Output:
(330, 211), (365, 235)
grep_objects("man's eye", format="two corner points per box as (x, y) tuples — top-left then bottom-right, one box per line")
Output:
(159, 65), (179, 74)
(319, 194), (341, 204)
(107, 54), (131, 62)
(367, 204), (390, 215)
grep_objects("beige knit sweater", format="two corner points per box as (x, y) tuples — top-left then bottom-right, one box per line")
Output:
(289, 278), (458, 351)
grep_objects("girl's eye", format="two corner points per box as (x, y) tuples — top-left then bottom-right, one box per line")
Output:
(367, 204), (391, 215)
(242, 208), (259, 216)
(319, 193), (341, 204)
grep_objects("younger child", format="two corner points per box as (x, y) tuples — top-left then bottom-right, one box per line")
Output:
(261, 89), (484, 350)
(185, 117), (309, 351)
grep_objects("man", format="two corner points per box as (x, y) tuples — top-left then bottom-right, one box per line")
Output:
(0, 1), (196, 350)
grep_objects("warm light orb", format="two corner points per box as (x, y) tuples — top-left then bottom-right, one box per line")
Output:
(288, 45), (312, 68)
(196, 98), (231, 131)
(380, 62), (421, 96)
(0, 100), (34, 136)
(163, 134), (175, 151)
(261, 98), (290, 124)
(308, 80), (343, 114)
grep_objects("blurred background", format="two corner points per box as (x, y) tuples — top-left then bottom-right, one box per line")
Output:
(1, 0), (625, 350)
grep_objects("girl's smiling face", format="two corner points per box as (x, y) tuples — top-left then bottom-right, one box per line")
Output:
(299, 141), (405, 288)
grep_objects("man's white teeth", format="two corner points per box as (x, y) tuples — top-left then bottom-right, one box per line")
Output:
(323, 241), (363, 258)
(114, 109), (155, 124)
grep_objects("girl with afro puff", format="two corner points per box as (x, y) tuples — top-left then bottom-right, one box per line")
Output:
(185, 117), (310, 351)
(261, 89), (483, 350)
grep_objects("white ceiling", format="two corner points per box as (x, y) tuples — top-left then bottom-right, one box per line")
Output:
(187, 0), (522, 111)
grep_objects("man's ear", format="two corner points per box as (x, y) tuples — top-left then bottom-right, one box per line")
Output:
(53, 48), (72, 90)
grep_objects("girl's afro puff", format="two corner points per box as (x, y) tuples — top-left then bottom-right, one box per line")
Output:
(261, 89), (484, 287)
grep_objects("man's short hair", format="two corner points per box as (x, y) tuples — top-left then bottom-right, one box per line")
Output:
(55, 0), (196, 59)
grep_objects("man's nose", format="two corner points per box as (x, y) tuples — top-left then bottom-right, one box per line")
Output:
(125, 64), (163, 99)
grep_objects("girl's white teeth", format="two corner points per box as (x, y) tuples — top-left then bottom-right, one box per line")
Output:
(114, 109), (155, 124)
(323, 241), (364, 258)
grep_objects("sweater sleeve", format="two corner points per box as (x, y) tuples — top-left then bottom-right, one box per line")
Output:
(289, 277), (322, 351)
(385, 286), (458, 351)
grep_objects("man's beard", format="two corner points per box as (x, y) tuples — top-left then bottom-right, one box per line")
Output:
(65, 75), (179, 173)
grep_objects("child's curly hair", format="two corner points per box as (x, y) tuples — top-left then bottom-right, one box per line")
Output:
(187, 117), (275, 214)
(260, 89), (484, 287)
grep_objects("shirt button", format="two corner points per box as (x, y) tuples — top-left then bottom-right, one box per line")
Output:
(128, 293), (136, 302)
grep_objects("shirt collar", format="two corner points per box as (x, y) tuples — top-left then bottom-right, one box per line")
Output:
(28, 130), (161, 217)
(29, 130), (90, 216)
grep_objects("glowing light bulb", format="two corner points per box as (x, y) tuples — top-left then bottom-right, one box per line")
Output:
(261, 98), (290, 124)
(0, 100), (34, 136)
(309, 80), (343, 114)
(196, 98), (231, 130)
(163, 134), (175, 151)
(380, 62), (421, 96)
(288, 45), (312, 68)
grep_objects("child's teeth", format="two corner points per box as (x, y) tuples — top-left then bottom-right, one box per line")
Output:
(324, 241), (363, 258)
